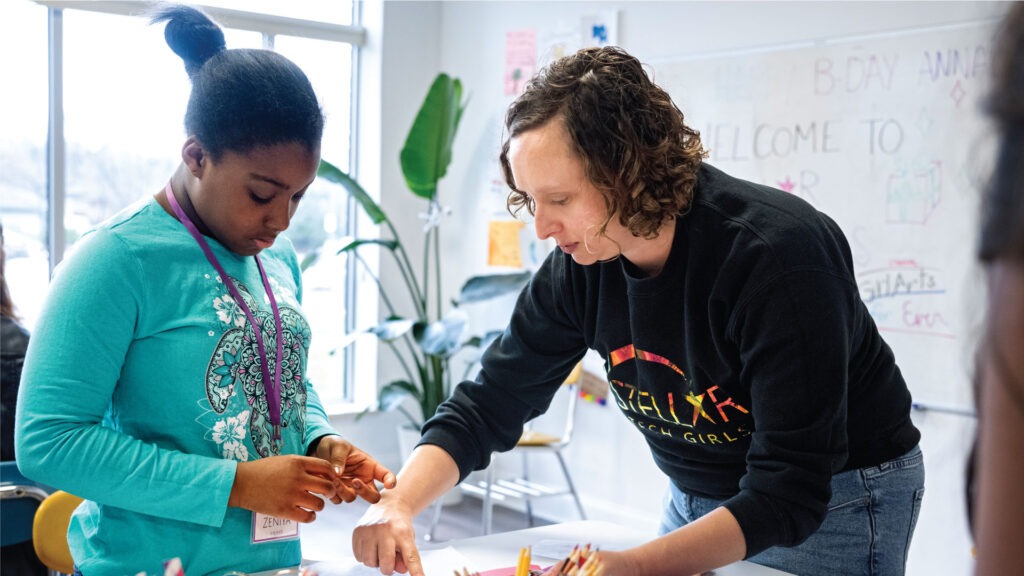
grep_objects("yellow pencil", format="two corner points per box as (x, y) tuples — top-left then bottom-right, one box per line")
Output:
(566, 546), (580, 570)
(516, 547), (529, 576)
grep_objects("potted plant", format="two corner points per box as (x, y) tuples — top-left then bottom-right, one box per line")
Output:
(316, 73), (531, 434)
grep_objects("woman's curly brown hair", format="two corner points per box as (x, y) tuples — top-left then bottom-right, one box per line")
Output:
(499, 46), (707, 239)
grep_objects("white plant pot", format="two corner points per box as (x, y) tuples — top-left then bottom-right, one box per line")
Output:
(396, 423), (463, 506)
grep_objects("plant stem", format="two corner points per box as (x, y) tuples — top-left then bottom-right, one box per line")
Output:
(424, 354), (446, 420)
(354, 252), (398, 317)
(397, 405), (421, 430)
(384, 218), (427, 319)
(383, 339), (419, 391)
(422, 224), (432, 319)
(431, 205), (442, 320)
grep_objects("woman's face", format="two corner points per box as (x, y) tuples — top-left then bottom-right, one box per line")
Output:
(507, 118), (631, 266)
(188, 140), (320, 256)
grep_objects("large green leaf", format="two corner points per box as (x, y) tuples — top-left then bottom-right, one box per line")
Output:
(299, 249), (320, 272)
(368, 317), (416, 341)
(460, 329), (504, 380)
(330, 329), (366, 354)
(379, 380), (422, 411)
(336, 238), (400, 255)
(400, 74), (465, 200)
(456, 271), (533, 305)
(414, 309), (468, 357)
(317, 159), (388, 224)
(463, 329), (503, 350)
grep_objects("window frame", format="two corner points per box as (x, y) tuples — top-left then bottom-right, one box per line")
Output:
(29, 0), (369, 409)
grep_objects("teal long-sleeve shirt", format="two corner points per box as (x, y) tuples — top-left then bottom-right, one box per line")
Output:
(15, 197), (337, 576)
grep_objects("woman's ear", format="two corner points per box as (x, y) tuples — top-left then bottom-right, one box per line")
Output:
(182, 137), (207, 178)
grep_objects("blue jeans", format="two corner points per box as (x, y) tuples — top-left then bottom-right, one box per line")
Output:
(659, 445), (925, 576)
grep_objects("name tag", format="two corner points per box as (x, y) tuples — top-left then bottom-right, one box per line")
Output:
(252, 512), (299, 544)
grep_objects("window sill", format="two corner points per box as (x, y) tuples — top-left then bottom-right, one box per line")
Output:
(321, 400), (372, 417)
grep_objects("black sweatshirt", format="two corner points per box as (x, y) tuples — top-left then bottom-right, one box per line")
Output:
(421, 163), (921, 557)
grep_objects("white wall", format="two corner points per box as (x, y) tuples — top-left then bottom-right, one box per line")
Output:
(336, 2), (1012, 575)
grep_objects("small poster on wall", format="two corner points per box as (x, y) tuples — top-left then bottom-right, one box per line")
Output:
(504, 28), (536, 96)
(581, 10), (618, 47)
(538, 10), (619, 67)
(487, 219), (525, 268)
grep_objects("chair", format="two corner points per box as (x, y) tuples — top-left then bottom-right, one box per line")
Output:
(32, 490), (83, 576)
(1, 461), (51, 547)
(426, 363), (587, 539)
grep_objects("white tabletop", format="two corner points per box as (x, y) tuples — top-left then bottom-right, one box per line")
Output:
(427, 519), (793, 576)
(257, 519), (794, 576)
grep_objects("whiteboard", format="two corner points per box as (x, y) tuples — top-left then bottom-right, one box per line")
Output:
(651, 22), (998, 410)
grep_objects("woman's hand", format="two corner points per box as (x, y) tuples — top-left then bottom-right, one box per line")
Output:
(352, 444), (461, 575)
(313, 435), (397, 504)
(352, 494), (423, 576)
(228, 455), (339, 523)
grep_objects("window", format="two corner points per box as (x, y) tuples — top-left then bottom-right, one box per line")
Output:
(0, 1), (49, 328)
(0, 0), (365, 408)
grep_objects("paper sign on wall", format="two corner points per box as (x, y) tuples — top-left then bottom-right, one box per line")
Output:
(581, 10), (618, 47)
(488, 220), (525, 268)
(504, 29), (536, 96)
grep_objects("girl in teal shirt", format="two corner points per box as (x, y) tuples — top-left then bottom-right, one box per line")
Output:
(15, 5), (395, 575)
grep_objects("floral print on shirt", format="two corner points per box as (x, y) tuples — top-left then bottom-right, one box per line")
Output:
(204, 273), (310, 458)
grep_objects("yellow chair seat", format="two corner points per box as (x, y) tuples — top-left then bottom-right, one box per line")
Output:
(517, 361), (582, 449)
(426, 362), (588, 540)
(33, 490), (83, 575)
(517, 430), (561, 446)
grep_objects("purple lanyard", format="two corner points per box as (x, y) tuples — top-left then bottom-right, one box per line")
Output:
(165, 182), (284, 446)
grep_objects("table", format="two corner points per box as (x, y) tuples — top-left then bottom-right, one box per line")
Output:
(257, 520), (794, 576)
(426, 520), (794, 576)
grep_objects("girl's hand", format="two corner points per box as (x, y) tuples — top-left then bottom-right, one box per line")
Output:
(313, 435), (397, 504)
(228, 455), (338, 523)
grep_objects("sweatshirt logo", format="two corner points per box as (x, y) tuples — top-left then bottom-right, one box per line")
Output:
(607, 344), (751, 444)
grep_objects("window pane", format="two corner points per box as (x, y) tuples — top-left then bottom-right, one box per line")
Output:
(0, 0), (49, 331)
(61, 11), (264, 251)
(10, 3), (363, 406)
(275, 35), (355, 405)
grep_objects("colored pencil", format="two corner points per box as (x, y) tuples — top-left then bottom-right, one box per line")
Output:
(516, 546), (531, 576)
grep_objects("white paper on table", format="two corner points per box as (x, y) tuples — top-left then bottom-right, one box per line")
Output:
(305, 546), (475, 576)
(531, 539), (633, 560)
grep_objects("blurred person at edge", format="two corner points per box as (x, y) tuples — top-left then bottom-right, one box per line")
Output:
(971, 3), (1024, 575)
(2, 221), (46, 576)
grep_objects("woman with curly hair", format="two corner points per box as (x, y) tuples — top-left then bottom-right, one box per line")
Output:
(353, 46), (923, 576)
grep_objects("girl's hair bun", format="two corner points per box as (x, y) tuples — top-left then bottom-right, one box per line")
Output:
(150, 4), (226, 78)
